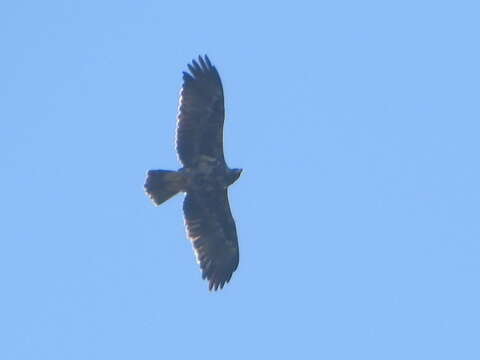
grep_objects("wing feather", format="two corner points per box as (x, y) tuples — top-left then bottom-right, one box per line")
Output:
(176, 55), (226, 167)
(183, 189), (239, 291)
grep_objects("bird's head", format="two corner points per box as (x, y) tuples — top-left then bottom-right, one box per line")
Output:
(227, 168), (243, 185)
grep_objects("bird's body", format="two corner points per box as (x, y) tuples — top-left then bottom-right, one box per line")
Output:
(180, 155), (241, 191)
(145, 56), (241, 291)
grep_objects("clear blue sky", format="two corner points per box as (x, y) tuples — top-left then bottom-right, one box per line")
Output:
(1, 1), (479, 359)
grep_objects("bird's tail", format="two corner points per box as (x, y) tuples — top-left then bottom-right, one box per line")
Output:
(144, 170), (186, 206)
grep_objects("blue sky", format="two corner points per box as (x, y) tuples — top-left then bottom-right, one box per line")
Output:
(1, 1), (479, 359)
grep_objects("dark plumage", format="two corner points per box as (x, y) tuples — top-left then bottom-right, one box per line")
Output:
(145, 55), (241, 291)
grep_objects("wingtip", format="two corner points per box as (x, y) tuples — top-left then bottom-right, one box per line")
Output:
(182, 71), (194, 83)
(188, 54), (214, 69)
(187, 63), (195, 74)
(204, 54), (212, 68)
(198, 55), (207, 71)
(206, 273), (231, 291)
(208, 280), (222, 292)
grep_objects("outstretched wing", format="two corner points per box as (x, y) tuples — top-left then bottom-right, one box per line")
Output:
(176, 55), (226, 167)
(183, 189), (239, 291)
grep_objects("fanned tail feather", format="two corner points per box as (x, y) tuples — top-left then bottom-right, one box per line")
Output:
(144, 170), (185, 206)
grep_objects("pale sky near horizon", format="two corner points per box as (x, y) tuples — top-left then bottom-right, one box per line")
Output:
(1, 1), (480, 359)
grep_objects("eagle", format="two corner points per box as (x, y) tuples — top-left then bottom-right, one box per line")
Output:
(144, 55), (242, 291)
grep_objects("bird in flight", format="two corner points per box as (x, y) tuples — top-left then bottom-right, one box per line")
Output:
(145, 55), (242, 291)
